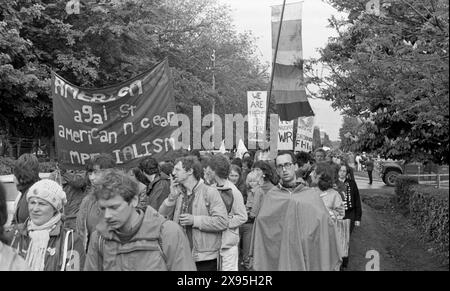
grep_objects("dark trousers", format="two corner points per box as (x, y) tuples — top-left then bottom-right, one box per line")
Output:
(368, 170), (373, 184)
(196, 259), (218, 271)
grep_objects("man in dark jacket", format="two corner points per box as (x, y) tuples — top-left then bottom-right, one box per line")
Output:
(139, 157), (170, 211)
(366, 156), (374, 185)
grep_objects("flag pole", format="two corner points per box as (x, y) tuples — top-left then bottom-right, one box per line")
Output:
(267, 0), (287, 116)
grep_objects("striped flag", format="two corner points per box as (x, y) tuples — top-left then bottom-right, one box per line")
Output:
(271, 1), (314, 121)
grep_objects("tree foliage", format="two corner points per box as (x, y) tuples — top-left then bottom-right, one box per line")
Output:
(0, 0), (268, 148)
(339, 115), (362, 152)
(312, 126), (322, 150)
(306, 0), (449, 164)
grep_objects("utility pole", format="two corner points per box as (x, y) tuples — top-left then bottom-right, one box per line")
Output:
(211, 49), (216, 149)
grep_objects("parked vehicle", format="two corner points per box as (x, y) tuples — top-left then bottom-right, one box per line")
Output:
(379, 161), (404, 186)
(379, 160), (448, 187)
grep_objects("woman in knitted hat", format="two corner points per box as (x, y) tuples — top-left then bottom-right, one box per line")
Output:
(10, 179), (85, 271)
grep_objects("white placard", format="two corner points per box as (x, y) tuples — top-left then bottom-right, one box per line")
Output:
(277, 119), (294, 150)
(295, 117), (314, 152)
(247, 91), (267, 143)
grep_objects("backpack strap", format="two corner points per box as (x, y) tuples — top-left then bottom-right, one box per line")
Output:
(95, 219), (168, 270)
(157, 219), (168, 266)
(60, 229), (74, 271)
(98, 233), (105, 271)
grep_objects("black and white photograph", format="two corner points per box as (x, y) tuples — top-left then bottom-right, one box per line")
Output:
(0, 0), (448, 274)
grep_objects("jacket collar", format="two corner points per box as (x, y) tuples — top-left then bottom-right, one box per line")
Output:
(96, 207), (166, 242)
(215, 180), (233, 191)
(277, 182), (308, 194)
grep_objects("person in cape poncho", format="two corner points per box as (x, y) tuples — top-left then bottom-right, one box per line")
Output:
(250, 151), (342, 271)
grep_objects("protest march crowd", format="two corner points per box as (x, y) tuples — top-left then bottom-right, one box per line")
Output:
(0, 148), (362, 271)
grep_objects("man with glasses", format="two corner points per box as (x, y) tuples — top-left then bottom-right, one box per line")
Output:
(251, 151), (342, 270)
(275, 151), (304, 190)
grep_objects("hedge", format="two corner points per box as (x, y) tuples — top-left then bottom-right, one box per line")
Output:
(409, 185), (449, 261)
(0, 157), (57, 175)
(395, 175), (419, 211)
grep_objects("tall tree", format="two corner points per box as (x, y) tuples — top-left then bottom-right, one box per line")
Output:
(306, 0), (449, 164)
(339, 115), (362, 152)
(0, 0), (268, 154)
(313, 126), (322, 150)
(322, 132), (332, 148)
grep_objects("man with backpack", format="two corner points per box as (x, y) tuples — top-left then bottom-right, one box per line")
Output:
(159, 156), (229, 271)
(84, 169), (196, 271)
(207, 154), (247, 271)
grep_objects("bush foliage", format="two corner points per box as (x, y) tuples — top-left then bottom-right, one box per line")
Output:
(409, 185), (449, 261)
(395, 175), (419, 211)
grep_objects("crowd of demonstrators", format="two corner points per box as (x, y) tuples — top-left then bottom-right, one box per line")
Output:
(3, 147), (364, 271)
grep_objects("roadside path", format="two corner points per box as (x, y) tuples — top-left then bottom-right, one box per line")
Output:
(346, 180), (448, 271)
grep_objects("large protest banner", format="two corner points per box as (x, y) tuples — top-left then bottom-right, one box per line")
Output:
(52, 59), (177, 169)
(277, 119), (294, 150)
(294, 116), (314, 152)
(247, 91), (267, 145)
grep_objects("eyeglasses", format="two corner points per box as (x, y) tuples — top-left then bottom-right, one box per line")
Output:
(276, 162), (293, 171)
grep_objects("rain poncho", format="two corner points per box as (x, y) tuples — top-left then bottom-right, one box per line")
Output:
(251, 185), (342, 271)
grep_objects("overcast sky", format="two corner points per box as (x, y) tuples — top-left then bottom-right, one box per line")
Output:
(218, 0), (345, 140)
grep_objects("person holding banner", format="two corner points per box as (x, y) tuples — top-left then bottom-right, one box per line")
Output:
(84, 169), (196, 271)
(159, 156), (228, 271)
(76, 153), (116, 253)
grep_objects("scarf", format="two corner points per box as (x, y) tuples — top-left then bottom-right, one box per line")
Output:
(180, 181), (199, 250)
(25, 213), (62, 271)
